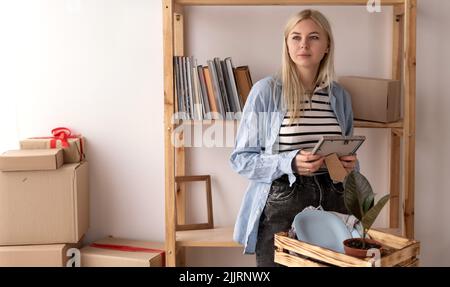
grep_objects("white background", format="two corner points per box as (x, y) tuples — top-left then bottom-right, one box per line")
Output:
(0, 0), (448, 266)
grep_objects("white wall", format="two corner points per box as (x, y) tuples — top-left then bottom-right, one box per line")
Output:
(0, 0), (449, 267)
(416, 0), (450, 267)
(0, 0), (165, 244)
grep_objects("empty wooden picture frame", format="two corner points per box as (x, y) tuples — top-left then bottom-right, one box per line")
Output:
(174, 175), (213, 231)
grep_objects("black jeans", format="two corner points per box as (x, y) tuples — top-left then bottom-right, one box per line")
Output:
(255, 173), (349, 267)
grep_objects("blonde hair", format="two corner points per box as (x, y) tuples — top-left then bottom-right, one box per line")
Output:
(281, 9), (336, 124)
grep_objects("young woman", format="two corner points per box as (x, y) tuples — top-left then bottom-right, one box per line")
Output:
(230, 9), (358, 267)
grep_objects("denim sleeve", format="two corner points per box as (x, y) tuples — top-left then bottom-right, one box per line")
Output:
(342, 87), (360, 172)
(342, 88), (354, 137)
(229, 80), (299, 185)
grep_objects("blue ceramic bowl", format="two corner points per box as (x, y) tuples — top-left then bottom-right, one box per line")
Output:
(292, 209), (353, 253)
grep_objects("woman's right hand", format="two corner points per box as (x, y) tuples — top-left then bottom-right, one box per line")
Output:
(292, 150), (325, 175)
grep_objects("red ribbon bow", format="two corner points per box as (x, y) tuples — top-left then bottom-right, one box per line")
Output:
(90, 243), (164, 254)
(50, 127), (71, 148)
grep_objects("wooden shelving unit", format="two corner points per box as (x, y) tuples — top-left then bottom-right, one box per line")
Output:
(163, 0), (416, 266)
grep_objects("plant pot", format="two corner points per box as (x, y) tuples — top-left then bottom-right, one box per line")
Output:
(343, 238), (383, 259)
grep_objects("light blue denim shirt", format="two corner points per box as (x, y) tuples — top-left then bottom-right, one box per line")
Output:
(229, 76), (355, 254)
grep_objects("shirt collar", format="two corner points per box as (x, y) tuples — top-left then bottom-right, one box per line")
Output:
(314, 80), (328, 92)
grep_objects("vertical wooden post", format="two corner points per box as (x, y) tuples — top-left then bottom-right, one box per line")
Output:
(403, 0), (417, 239)
(389, 4), (404, 231)
(389, 133), (401, 229)
(163, 0), (176, 267)
(392, 4), (404, 81)
(174, 10), (185, 225)
(174, 5), (186, 267)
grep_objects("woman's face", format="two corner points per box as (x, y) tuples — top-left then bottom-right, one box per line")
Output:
(287, 18), (329, 71)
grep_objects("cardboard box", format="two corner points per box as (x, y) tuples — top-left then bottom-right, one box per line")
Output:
(338, 76), (401, 123)
(0, 162), (89, 245)
(20, 137), (85, 164)
(0, 149), (64, 171)
(0, 242), (81, 267)
(81, 237), (165, 267)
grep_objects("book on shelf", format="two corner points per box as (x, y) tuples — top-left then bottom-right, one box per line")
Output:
(224, 57), (242, 112)
(234, 66), (253, 106)
(203, 66), (219, 116)
(191, 58), (203, 120)
(197, 65), (211, 120)
(174, 57), (181, 116)
(207, 59), (226, 118)
(214, 57), (232, 118)
(175, 56), (188, 120)
(183, 57), (192, 119)
(220, 59), (235, 114)
(187, 57), (198, 120)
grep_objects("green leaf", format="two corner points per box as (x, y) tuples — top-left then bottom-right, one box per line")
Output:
(343, 171), (364, 220)
(363, 194), (374, 214)
(352, 171), (374, 205)
(361, 194), (390, 230)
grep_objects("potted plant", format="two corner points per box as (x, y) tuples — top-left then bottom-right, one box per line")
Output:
(342, 170), (390, 258)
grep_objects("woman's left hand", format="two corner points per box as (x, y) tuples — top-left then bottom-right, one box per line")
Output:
(339, 154), (358, 173)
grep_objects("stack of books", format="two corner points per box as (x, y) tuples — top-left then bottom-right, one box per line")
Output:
(173, 56), (253, 120)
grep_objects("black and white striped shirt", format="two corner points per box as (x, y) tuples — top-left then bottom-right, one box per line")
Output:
(276, 90), (342, 153)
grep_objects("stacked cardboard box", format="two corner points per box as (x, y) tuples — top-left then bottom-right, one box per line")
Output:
(20, 136), (85, 163)
(81, 237), (165, 267)
(0, 139), (89, 267)
(1, 132), (165, 267)
(0, 243), (82, 267)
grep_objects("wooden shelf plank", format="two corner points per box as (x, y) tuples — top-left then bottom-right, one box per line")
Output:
(176, 226), (242, 247)
(174, 119), (238, 128)
(176, 119), (403, 129)
(354, 120), (403, 129)
(176, 0), (404, 6)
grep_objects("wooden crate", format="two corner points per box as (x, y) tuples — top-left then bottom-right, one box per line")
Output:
(274, 229), (420, 267)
